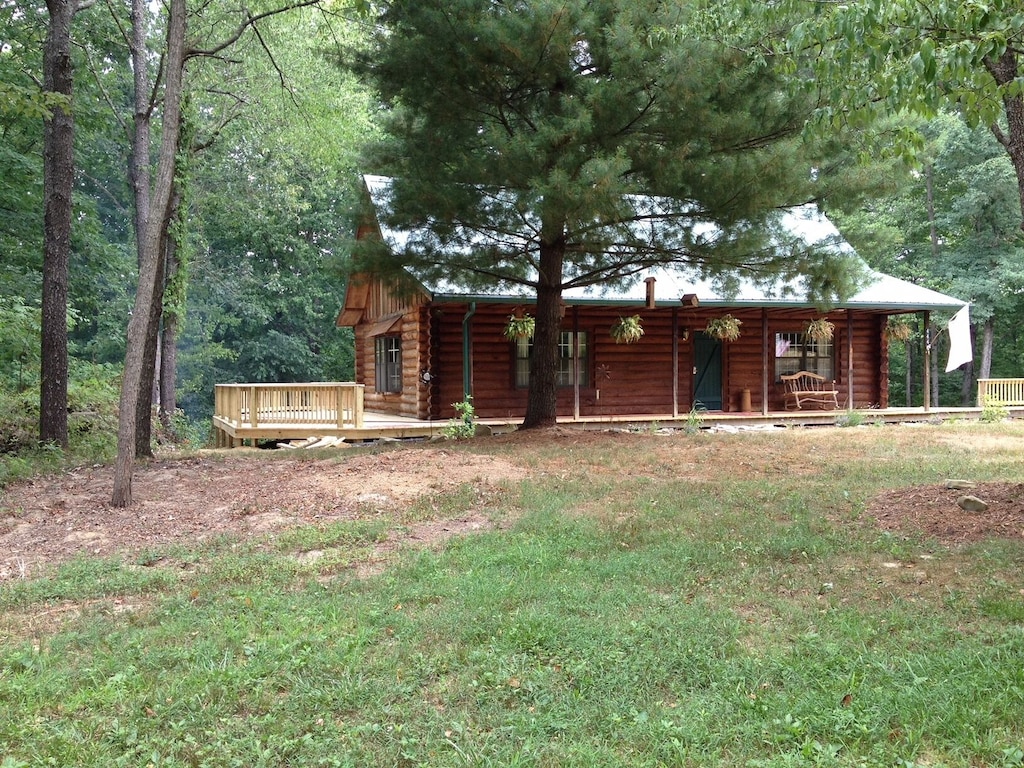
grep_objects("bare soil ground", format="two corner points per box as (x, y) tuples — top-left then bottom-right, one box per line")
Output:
(1, 428), (1022, 582)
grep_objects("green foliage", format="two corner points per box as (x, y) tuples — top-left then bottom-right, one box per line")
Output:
(834, 410), (865, 428)
(610, 315), (644, 344)
(348, 0), (870, 422)
(502, 313), (535, 341)
(787, 0), (1024, 133)
(683, 404), (707, 435)
(981, 396), (1009, 423)
(442, 396), (477, 439)
(705, 314), (743, 342)
(176, 9), (374, 419)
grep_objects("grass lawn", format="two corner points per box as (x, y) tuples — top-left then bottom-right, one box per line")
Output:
(2, 422), (1023, 767)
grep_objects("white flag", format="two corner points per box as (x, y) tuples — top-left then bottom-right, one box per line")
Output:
(945, 305), (973, 372)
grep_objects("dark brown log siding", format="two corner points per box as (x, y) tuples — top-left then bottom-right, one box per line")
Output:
(355, 298), (887, 420)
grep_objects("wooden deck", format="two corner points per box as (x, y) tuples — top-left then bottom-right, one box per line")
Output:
(211, 383), (1018, 446)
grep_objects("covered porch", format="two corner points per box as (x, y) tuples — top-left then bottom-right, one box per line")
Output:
(211, 381), (1024, 447)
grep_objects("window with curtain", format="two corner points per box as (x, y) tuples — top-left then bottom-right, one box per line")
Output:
(374, 336), (403, 393)
(775, 332), (833, 380)
(515, 331), (589, 388)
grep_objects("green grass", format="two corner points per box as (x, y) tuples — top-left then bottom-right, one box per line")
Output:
(2, 423), (1024, 766)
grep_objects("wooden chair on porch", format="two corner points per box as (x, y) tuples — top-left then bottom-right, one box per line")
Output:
(781, 371), (840, 410)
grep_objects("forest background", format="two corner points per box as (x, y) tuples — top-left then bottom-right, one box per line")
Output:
(2, 0), (1023, 474)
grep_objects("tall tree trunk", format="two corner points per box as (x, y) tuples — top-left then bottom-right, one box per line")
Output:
(960, 321), (977, 406)
(40, 0), (74, 448)
(128, 0), (156, 459)
(984, 51), (1024, 230)
(522, 239), (565, 429)
(159, 226), (182, 428)
(112, 0), (187, 506)
(134, 239), (167, 457)
(979, 315), (995, 379)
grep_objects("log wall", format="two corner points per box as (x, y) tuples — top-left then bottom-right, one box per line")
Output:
(357, 299), (888, 420)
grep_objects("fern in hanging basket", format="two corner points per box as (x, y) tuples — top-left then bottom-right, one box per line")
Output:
(705, 314), (742, 342)
(610, 315), (644, 344)
(884, 316), (914, 343)
(503, 313), (535, 341)
(805, 318), (835, 342)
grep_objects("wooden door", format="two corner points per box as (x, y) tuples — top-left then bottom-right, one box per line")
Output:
(693, 332), (723, 410)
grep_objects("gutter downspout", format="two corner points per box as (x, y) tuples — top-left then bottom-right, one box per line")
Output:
(462, 302), (476, 400)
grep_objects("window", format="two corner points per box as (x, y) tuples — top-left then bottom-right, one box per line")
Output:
(775, 332), (833, 380)
(375, 336), (402, 393)
(515, 331), (589, 388)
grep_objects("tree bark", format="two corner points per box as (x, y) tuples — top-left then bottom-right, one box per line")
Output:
(159, 226), (181, 427)
(40, 0), (75, 448)
(960, 322), (977, 406)
(985, 51), (1024, 229)
(979, 315), (994, 379)
(522, 238), (565, 429)
(134, 235), (168, 457)
(112, 0), (187, 506)
(128, 0), (157, 459)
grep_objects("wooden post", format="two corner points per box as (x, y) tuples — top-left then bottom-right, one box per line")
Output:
(761, 309), (769, 415)
(573, 306), (580, 420)
(249, 385), (258, 427)
(354, 385), (364, 428)
(846, 312), (854, 409)
(672, 308), (679, 418)
(336, 384), (346, 428)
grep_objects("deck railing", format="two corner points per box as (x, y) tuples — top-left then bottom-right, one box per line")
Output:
(977, 378), (1024, 407)
(214, 382), (364, 429)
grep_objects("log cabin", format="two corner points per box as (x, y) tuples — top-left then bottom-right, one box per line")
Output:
(337, 176), (966, 422)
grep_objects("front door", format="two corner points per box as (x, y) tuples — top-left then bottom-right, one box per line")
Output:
(693, 333), (723, 410)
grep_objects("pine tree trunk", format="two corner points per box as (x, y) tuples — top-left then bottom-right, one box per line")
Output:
(522, 240), (565, 429)
(112, 0), (187, 507)
(40, 0), (74, 449)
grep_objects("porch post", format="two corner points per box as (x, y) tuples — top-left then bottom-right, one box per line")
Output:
(761, 309), (769, 415)
(462, 302), (476, 400)
(922, 311), (931, 411)
(846, 311), (854, 410)
(672, 308), (679, 418)
(572, 305), (580, 420)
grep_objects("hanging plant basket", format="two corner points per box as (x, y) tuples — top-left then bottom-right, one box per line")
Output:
(610, 314), (644, 344)
(805, 318), (835, 342)
(705, 314), (742, 342)
(884, 316), (914, 343)
(503, 312), (535, 341)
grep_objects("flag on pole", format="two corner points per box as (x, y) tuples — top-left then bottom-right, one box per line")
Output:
(945, 305), (973, 372)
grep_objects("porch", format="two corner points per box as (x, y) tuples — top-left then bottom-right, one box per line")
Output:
(211, 381), (1024, 447)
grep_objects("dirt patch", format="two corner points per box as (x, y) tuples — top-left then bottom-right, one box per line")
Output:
(2, 429), (1023, 582)
(0, 446), (526, 581)
(868, 482), (1024, 544)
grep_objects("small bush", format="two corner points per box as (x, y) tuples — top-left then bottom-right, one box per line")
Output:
(981, 396), (1009, 423)
(442, 396), (477, 439)
(835, 410), (865, 428)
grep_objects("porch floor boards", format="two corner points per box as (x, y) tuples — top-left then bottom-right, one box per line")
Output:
(212, 406), (1010, 447)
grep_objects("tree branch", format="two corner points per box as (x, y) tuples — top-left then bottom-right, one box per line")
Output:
(185, 0), (324, 60)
